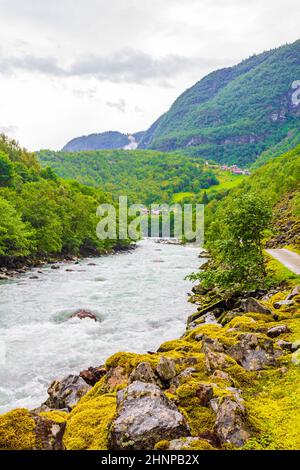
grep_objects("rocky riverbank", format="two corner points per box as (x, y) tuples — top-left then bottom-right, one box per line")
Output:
(0, 244), (136, 281)
(0, 277), (299, 450)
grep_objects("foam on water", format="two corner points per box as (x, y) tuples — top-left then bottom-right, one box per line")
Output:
(0, 240), (200, 412)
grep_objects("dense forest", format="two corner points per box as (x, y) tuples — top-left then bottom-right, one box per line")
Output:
(39, 149), (219, 205)
(0, 135), (131, 266)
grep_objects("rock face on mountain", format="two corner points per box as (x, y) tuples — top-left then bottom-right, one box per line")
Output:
(138, 40), (300, 166)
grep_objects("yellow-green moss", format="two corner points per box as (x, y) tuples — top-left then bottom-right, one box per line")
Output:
(105, 352), (158, 373)
(39, 410), (69, 424)
(154, 440), (170, 450)
(179, 402), (216, 437)
(0, 408), (36, 450)
(63, 394), (116, 450)
(185, 438), (216, 450)
(243, 365), (300, 450)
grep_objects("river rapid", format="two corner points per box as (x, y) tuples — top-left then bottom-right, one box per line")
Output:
(0, 240), (200, 413)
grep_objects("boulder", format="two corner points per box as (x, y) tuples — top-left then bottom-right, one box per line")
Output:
(109, 381), (189, 450)
(69, 309), (97, 321)
(267, 325), (290, 338)
(44, 375), (91, 411)
(155, 356), (177, 381)
(213, 396), (250, 447)
(80, 366), (106, 386)
(129, 362), (158, 385)
(228, 334), (276, 371)
(51, 265), (60, 270)
(241, 298), (272, 315)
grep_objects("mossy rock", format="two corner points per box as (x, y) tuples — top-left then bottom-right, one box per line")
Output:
(63, 393), (116, 450)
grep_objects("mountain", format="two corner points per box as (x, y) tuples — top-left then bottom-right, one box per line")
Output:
(62, 131), (144, 152)
(61, 40), (300, 165)
(138, 40), (300, 166)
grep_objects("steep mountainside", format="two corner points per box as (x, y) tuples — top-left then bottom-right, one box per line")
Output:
(139, 40), (300, 166)
(62, 131), (143, 152)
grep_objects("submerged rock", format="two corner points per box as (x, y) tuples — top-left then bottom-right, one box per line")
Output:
(69, 309), (98, 321)
(44, 375), (91, 411)
(109, 381), (189, 450)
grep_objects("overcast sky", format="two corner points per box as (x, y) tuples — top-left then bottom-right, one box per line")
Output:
(0, 0), (299, 150)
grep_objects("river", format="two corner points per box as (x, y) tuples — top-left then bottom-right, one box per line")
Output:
(0, 240), (200, 413)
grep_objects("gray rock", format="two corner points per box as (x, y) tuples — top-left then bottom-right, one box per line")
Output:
(286, 286), (300, 301)
(129, 362), (158, 385)
(273, 300), (295, 310)
(267, 325), (290, 338)
(241, 298), (272, 315)
(155, 356), (177, 381)
(110, 381), (189, 450)
(228, 333), (276, 371)
(44, 375), (91, 411)
(213, 396), (250, 447)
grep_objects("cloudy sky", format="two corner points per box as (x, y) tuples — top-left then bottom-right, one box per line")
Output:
(0, 0), (299, 150)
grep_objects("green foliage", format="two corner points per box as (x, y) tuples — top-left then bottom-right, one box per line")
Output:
(38, 149), (219, 205)
(0, 197), (33, 258)
(190, 145), (300, 290)
(0, 151), (14, 186)
(0, 135), (131, 264)
(139, 40), (300, 167)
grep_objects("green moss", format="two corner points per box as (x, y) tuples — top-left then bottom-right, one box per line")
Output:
(243, 365), (300, 450)
(63, 394), (116, 450)
(179, 402), (216, 437)
(226, 364), (255, 388)
(105, 352), (158, 373)
(0, 409), (36, 450)
(154, 440), (170, 450)
(185, 438), (216, 450)
(39, 410), (69, 424)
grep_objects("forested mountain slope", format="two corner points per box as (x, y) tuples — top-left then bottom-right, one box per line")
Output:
(139, 40), (300, 166)
(39, 149), (219, 204)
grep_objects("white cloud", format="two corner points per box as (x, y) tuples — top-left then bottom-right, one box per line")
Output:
(0, 0), (299, 150)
